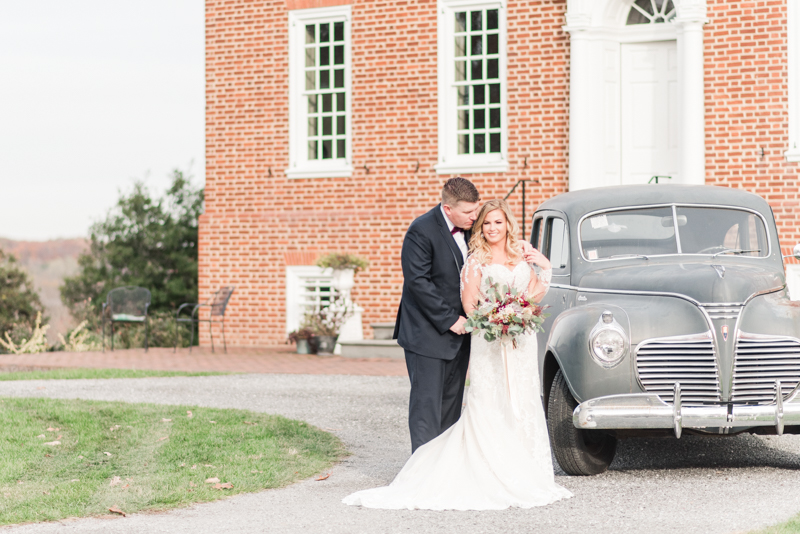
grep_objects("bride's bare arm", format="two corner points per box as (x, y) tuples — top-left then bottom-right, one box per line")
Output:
(461, 257), (483, 314)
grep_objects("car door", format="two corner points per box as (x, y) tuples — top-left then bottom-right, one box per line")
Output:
(532, 211), (572, 361)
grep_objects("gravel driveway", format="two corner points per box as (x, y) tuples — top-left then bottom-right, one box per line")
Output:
(2, 374), (800, 534)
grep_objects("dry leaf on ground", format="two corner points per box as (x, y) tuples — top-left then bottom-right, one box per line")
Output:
(315, 473), (331, 481)
(70, 479), (79, 482)
(46, 427), (56, 432)
(103, 452), (112, 456)
(213, 482), (233, 490)
(36, 434), (45, 439)
(110, 476), (121, 487)
(157, 437), (168, 442)
(243, 421), (256, 425)
(161, 418), (172, 422)
(186, 411), (193, 418)
(203, 464), (215, 468)
(43, 441), (61, 446)
(205, 477), (220, 484)
(108, 506), (126, 517)
(210, 421), (216, 424)
(189, 482), (197, 487)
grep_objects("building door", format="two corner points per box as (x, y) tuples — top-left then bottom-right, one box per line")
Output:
(620, 40), (678, 185)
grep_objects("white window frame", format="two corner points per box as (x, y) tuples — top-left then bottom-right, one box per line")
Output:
(435, 0), (509, 175)
(285, 265), (335, 334)
(287, 6), (353, 179)
(787, 0), (800, 162)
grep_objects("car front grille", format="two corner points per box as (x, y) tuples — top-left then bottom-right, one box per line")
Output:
(731, 334), (800, 404)
(635, 332), (721, 406)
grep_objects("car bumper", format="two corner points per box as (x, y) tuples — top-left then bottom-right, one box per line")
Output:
(573, 383), (800, 438)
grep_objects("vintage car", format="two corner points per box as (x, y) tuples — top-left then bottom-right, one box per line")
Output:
(531, 184), (800, 475)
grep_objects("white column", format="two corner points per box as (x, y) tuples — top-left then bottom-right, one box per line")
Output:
(675, 1), (708, 185)
(787, 0), (800, 161)
(564, 0), (595, 192)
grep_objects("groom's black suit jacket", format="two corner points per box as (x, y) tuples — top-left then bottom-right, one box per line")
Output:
(393, 204), (471, 360)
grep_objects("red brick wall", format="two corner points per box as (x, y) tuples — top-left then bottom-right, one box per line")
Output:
(203, 0), (798, 346)
(202, 0), (571, 345)
(705, 0), (800, 244)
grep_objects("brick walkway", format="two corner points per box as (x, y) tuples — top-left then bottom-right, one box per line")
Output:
(0, 346), (408, 377)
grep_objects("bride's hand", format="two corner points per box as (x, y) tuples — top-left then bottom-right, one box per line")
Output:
(524, 247), (551, 270)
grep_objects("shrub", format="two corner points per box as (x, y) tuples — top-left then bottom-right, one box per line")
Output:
(0, 250), (46, 342)
(0, 312), (49, 354)
(315, 252), (369, 273)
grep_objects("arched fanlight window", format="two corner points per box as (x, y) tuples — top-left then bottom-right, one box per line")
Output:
(626, 0), (676, 25)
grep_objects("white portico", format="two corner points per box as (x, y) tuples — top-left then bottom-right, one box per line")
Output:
(565, 0), (708, 191)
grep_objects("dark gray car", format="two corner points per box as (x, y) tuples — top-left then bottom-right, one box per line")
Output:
(531, 184), (800, 475)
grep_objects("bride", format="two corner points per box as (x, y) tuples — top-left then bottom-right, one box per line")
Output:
(343, 199), (572, 510)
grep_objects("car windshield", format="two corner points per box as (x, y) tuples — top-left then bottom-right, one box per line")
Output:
(580, 206), (768, 260)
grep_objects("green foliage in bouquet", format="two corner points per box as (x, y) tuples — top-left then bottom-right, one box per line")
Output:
(465, 277), (549, 347)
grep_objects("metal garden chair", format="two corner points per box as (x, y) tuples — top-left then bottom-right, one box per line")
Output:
(102, 286), (151, 352)
(174, 286), (235, 353)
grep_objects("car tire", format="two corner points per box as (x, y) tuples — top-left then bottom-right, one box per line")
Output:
(547, 369), (617, 476)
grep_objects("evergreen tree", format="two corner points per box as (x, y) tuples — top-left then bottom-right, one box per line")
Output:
(60, 170), (203, 323)
(0, 250), (46, 337)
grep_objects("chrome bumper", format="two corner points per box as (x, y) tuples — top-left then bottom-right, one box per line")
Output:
(573, 382), (799, 438)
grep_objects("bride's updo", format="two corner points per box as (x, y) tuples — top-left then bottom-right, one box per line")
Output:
(468, 199), (523, 266)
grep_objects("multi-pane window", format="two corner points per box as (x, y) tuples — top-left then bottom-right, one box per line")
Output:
(436, 1), (507, 174)
(455, 8), (502, 155)
(304, 21), (347, 160)
(287, 6), (351, 179)
(285, 266), (335, 333)
(626, 0), (676, 25)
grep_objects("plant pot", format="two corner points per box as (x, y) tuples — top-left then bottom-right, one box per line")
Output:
(330, 268), (356, 294)
(295, 339), (311, 354)
(310, 335), (337, 356)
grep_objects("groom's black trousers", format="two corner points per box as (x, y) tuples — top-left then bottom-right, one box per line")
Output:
(405, 345), (471, 453)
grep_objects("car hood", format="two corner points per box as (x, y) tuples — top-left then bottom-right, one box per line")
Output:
(576, 261), (784, 303)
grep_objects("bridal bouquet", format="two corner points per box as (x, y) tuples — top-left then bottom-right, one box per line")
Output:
(464, 277), (548, 348)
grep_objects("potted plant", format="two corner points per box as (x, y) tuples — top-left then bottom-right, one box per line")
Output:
(316, 253), (369, 295)
(286, 326), (315, 354)
(303, 296), (353, 356)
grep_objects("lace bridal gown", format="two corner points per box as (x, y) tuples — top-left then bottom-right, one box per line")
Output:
(342, 261), (572, 511)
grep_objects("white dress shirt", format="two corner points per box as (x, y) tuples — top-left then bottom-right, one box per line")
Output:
(441, 205), (468, 263)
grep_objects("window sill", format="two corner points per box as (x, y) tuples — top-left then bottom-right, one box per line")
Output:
(434, 159), (509, 175)
(285, 163), (353, 179)
(785, 148), (800, 163)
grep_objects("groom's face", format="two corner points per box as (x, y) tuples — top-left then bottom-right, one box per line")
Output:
(443, 200), (481, 230)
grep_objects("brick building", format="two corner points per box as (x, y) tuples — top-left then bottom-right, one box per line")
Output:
(201, 0), (800, 346)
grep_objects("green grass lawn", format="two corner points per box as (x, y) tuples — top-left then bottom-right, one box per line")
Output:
(0, 397), (345, 525)
(0, 368), (229, 381)
(752, 515), (800, 533)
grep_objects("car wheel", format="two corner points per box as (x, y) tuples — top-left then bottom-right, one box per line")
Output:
(547, 369), (617, 476)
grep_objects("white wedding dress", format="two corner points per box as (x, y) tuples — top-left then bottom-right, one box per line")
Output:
(343, 260), (572, 510)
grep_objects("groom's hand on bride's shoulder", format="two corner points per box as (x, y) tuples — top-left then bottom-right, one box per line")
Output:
(450, 316), (468, 335)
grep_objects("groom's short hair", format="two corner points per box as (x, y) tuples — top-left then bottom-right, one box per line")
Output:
(441, 177), (480, 206)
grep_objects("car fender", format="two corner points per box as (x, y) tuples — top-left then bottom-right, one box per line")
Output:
(545, 303), (632, 403)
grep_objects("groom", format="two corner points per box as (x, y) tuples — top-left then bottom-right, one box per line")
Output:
(394, 177), (480, 453)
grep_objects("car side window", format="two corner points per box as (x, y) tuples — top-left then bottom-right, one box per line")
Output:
(544, 217), (569, 270)
(531, 216), (543, 250)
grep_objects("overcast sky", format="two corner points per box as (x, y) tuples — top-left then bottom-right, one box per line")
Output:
(0, 1), (205, 241)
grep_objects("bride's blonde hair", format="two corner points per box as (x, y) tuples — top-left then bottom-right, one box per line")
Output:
(468, 199), (523, 266)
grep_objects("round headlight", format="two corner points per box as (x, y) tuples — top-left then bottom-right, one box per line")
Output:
(590, 328), (627, 366)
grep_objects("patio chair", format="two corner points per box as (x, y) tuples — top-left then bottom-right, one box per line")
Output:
(102, 286), (151, 352)
(174, 286), (235, 353)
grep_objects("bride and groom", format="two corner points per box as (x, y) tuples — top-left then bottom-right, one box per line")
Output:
(343, 177), (572, 510)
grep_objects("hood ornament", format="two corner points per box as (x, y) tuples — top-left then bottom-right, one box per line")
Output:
(721, 324), (729, 341)
(711, 264), (726, 279)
